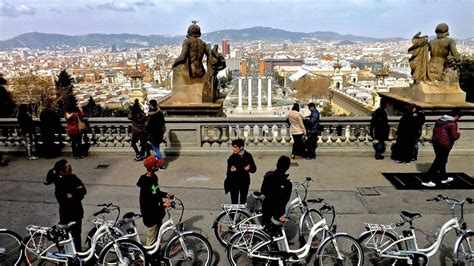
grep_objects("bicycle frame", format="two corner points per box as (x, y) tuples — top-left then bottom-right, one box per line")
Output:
(246, 218), (328, 263)
(377, 217), (460, 260)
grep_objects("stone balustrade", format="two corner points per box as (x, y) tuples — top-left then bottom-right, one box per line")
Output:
(1, 116), (473, 155)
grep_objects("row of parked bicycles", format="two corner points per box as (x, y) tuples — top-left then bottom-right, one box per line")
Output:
(0, 197), (212, 265)
(212, 177), (473, 265)
(0, 176), (473, 265)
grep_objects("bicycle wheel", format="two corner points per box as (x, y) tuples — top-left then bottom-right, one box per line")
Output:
(23, 233), (64, 265)
(0, 229), (22, 266)
(358, 231), (401, 266)
(213, 209), (252, 247)
(317, 234), (364, 266)
(300, 209), (325, 249)
(227, 230), (272, 266)
(98, 239), (147, 265)
(164, 232), (212, 266)
(455, 231), (473, 266)
(86, 226), (124, 258)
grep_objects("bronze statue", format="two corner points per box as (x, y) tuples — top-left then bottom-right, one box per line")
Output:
(408, 32), (431, 83)
(172, 21), (210, 79)
(428, 23), (461, 81)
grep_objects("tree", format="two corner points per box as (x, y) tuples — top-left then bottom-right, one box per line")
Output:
(274, 71), (285, 86)
(10, 76), (55, 115)
(290, 76), (332, 101)
(55, 70), (74, 115)
(84, 96), (102, 117)
(320, 103), (333, 117)
(0, 74), (16, 117)
(459, 55), (474, 103)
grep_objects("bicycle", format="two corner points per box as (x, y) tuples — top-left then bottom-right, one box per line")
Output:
(358, 194), (473, 265)
(0, 228), (23, 265)
(212, 191), (264, 247)
(213, 177), (324, 248)
(98, 196), (213, 265)
(227, 197), (364, 265)
(23, 218), (146, 265)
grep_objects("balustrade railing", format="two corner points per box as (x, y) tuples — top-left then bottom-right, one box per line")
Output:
(1, 116), (473, 155)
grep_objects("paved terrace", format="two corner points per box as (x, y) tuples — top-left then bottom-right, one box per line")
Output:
(0, 152), (473, 265)
(1, 116), (473, 264)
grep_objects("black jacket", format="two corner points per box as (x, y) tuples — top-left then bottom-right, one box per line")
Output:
(137, 173), (168, 227)
(146, 110), (165, 145)
(370, 107), (389, 141)
(260, 170), (292, 225)
(54, 174), (87, 223)
(225, 150), (257, 192)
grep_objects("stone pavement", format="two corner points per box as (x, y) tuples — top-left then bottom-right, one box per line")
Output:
(0, 152), (473, 265)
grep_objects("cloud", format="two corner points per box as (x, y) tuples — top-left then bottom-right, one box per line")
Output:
(0, 2), (36, 17)
(96, 2), (134, 12)
(134, 1), (156, 7)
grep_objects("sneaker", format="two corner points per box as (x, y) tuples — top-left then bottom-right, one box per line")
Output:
(27, 156), (38, 160)
(134, 155), (143, 161)
(421, 181), (436, 187)
(441, 177), (454, 184)
(375, 155), (384, 160)
(0, 160), (7, 167)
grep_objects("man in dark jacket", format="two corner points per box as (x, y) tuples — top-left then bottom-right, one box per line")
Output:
(40, 102), (63, 158)
(225, 139), (257, 204)
(370, 100), (390, 160)
(146, 100), (166, 169)
(45, 159), (86, 251)
(393, 105), (418, 164)
(304, 102), (320, 160)
(260, 156), (292, 227)
(137, 156), (172, 245)
(423, 109), (462, 187)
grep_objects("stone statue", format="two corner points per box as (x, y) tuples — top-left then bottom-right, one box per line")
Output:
(408, 32), (431, 83)
(408, 23), (461, 83)
(169, 21), (227, 104)
(428, 23), (461, 82)
(172, 21), (210, 79)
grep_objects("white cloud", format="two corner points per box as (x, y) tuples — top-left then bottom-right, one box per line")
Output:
(0, 2), (36, 17)
(96, 2), (134, 12)
(134, 1), (156, 7)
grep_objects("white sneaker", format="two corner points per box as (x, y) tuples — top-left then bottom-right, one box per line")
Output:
(422, 181), (436, 187)
(27, 156), (38, 160)
(441, 177), (454, 184)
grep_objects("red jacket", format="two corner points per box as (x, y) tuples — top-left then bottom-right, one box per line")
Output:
(65, 110), (84, 136)
(432, 115), (460, 150)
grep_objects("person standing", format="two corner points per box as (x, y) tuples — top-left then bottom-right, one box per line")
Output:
(423, 110), (462, 187)
(45, 159), (86, 251)
(225, 139), (257, 204)
(65, 105), (85, 159)
(370, 100), (390, 160)
(146, 100), (166, 168)
(287, 103), (306, 159)
(260, 156), (292, 227)
(40, 102), (63, 158)
(17, 104), (38, 160)
(128, 99), (149, 161)
(137, 156), (172, 246)
(393, 104), (418, 164)
(304, 102), (320, 160)
(412, 104), (426, 161)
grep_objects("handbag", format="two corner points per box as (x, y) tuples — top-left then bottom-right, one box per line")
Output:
(77, 115), (86, 133)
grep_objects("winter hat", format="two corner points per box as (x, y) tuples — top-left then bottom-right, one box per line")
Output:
(143, 156), (164, 169)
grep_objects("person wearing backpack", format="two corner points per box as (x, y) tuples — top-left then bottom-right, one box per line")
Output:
(304, 102), (320, 160)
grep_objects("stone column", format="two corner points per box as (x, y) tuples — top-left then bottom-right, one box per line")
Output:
(247, 77), (252, 111)
(267, 77), (272, 110)
(237, 77), (243, 111)
(257, 77), (263, 110)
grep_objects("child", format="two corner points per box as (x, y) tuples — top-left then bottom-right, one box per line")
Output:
(137, 156), (172, 245)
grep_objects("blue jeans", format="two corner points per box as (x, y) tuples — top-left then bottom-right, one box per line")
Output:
(374, 141), (385, 157)
(152, 143), (163, 160)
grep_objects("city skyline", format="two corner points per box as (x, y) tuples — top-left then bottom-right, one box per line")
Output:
(1, 0), (473, 41)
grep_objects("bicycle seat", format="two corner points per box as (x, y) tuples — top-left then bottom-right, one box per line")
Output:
(400, 211), (422, 222)
(57, 221), (76, 230)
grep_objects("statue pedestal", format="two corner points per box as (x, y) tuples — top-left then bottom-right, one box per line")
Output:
(379, 82), (474, 115)
(392, 81), (466, 103)
(159, 98), (226, 117)
(169, 64), (205, 104)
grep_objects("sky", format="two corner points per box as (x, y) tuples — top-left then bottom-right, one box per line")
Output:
(0, 0), (473, 40)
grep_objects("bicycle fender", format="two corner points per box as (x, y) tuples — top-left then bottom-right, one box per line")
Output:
(315, 232), (354, 255)
(356, 229), (399, 243)
(298, 209), (322, 237)
(453, 230), (473, 256)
